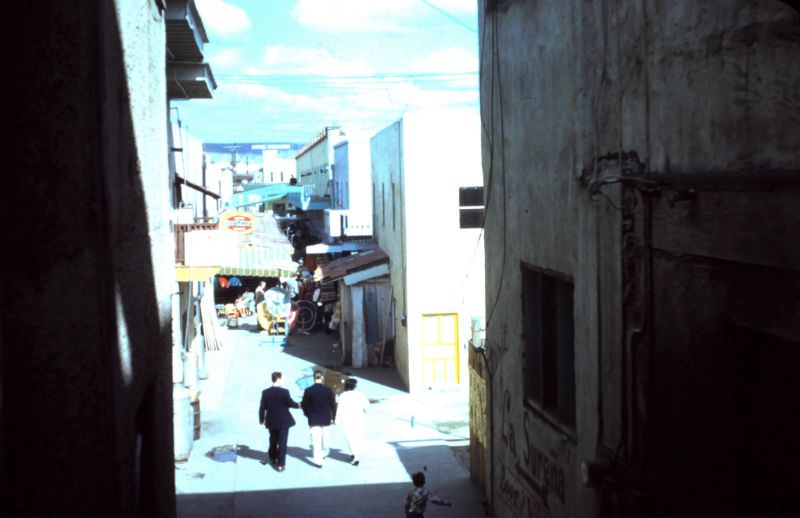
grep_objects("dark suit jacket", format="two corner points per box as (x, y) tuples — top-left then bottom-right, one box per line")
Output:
(259, 386), (299, 430)
(301, 382), (337, 427)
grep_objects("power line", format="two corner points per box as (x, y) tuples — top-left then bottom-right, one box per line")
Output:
(215, 72), (477, 85)
(214, 73), (478, 93)
(417, 0), (478, 33)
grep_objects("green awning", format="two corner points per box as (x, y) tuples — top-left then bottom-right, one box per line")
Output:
(224, 184), (303, 209)
(218, 245), (297, 278)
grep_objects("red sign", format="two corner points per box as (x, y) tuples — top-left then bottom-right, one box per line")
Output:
(220, 212), (255, 234)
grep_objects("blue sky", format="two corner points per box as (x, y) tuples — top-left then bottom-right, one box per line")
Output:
(176, 0), (479, 144)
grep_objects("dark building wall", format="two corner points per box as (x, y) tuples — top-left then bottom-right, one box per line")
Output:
(479, 0), (800, 515)
(641, 191), (800, 514)
(3, 1), (175, 515)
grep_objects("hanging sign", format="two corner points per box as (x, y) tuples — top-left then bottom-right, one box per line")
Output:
(220, 211), (255, 235)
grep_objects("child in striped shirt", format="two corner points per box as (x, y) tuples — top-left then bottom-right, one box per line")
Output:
(405, 471), (452, 518)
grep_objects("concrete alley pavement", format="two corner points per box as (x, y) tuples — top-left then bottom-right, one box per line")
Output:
(175, 316), (484, 517)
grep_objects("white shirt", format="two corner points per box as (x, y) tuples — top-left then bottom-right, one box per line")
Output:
(336, 390), (370, 428)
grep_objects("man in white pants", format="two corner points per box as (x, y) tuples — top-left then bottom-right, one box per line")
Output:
(301, 370), (336, 467)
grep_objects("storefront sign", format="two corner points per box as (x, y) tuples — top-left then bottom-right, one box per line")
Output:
(220, 211), (255, 234)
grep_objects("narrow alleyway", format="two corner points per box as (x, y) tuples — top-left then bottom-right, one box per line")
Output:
(175, 316), (483, 517)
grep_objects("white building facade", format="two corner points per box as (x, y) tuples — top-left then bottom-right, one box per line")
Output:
(327, 138), (373, 240)
(371, 112), (485, 393)
(295, 127), (346, 242)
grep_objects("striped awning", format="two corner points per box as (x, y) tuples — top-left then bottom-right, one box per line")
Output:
(218, 245), (297, 278)
(175, 265), (220, 282)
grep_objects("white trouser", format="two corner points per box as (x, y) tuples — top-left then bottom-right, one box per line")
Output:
(342, 423), (365, 460)
(310, 425), (330, 464)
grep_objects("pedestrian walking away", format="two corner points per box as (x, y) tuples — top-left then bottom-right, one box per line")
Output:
(335, 377), (370, 466)
(259, 371), (300, 472)
(301, 370), (336, 467)
(254, 280), (266, 307)
(404, 471), (451, 518)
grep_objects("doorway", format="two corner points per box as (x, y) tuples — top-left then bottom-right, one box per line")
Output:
(421, 313), (460, 386)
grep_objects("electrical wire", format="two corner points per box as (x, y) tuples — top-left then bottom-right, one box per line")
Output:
(416, 0), (478, 33)
(484, 11), (507, 330)
(215, 73), (478, 110)
(458, 228), (485, 310)
(216, 71), (477, 82)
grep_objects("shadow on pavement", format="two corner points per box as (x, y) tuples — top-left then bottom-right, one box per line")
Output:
(282, 331), (407, 394)
(235, 444), (357, 469)
(237, 322), (262, 333)
(342, 367), (407, 393)
(388, 441), (460, 477)
(177, 482), (414, 518)
(236, 444), (269, 464)
(177, 446), (484, 517)
(282, 330), (341, 368)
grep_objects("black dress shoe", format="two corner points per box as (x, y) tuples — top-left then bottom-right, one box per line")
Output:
(351, 460), (360, 466)
(276, 465), (285, 472)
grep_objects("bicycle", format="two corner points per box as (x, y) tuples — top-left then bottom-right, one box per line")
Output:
(293, 299), (317, 333)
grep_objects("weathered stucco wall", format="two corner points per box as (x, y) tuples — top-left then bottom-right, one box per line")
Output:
(480, 0), (800, 515)
(4, 1), (174, 514)
(371, 121), (410, 389)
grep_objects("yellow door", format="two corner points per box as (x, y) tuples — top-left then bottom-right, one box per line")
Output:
(421, 313), (460, 386)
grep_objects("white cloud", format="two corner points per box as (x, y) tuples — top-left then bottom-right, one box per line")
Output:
(195, 0), (251, 38)
(260, 46), (373, 77)
(291, 0), (476, 32)
(209, 48), (241, 69)
(409, 48), (478, 73)
(222, 82), (330, 113)
(291, 0), (408, 32)
(429, 0), (476, 14)
(224, 83), (272, 99)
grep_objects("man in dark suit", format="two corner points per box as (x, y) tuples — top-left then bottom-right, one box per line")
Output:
(301, 370), (337, 467)
(259, 371), (300, 472)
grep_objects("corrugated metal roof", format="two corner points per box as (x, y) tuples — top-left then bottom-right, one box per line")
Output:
(315, 248), (390, 282)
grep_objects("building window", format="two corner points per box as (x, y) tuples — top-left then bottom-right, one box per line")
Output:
(382, 183), (386, 226)
(521, 265), (576, 428)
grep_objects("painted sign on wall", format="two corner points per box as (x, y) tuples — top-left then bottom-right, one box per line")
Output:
(499, 466), (550, 516)
(498, 384), (570, 513)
